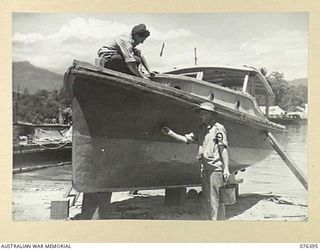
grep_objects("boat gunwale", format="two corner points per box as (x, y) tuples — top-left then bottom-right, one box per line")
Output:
(14, 121), (70, 129)
(165, 65), (260, 73)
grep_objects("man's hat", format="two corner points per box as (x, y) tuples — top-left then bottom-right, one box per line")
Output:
(195, 102), (216, 112)
(132, 23), (150, 37)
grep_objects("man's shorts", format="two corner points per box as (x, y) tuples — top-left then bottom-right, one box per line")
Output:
(103, 54), (141, 75)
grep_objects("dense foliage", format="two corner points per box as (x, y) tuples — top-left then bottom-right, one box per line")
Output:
(13, 86), (72, 124)
(265, 71), (308, 110)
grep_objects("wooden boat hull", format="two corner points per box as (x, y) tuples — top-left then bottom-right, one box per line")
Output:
(66, 62), (282, 192)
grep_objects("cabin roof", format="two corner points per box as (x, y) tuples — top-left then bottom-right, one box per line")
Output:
(165, 65), (274, 96)
(167, 65), (259, 73)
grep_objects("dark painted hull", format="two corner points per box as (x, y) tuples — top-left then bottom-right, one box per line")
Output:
(65, 61), (284, 192)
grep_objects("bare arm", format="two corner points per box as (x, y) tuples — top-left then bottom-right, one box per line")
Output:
(127, 62), (148, 79)
(161, 127), (188, 143)
(219, 145), (230, 180)
(139, 53), (151, 74)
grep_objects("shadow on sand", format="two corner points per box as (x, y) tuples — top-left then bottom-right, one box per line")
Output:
(225, 193), (282, 219)
(72, 192), (297, 220)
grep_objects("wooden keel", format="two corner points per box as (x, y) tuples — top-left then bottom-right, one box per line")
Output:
(81, 192), (112, 220)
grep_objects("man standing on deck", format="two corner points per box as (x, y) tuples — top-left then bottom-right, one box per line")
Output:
(161, 102), (230, 220)
(97, 23), (153, 79)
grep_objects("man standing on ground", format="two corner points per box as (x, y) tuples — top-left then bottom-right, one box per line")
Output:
(97, 23), (153, 79)
(161, 102), (230, 220)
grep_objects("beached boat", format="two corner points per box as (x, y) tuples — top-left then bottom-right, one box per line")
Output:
(64, 60), (285, 192)
(268, 114), (307, 126)
(13, 121), (72, 150)
(13, 121), (72, 168)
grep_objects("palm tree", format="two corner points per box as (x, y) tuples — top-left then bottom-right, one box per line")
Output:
(259, 67), (268, 77)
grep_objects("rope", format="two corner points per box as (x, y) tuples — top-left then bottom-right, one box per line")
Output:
(34, 141), (71, 150)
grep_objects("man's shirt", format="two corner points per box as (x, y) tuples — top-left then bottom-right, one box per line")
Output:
(98, 33), (140, 63)
(185, 121), (228, 170)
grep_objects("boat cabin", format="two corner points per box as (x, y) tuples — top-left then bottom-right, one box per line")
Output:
(163, 66), (274, 117)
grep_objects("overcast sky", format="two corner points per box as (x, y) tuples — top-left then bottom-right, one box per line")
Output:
(12, 13), (308, 80)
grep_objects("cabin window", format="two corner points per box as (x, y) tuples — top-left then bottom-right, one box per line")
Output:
(180, 71), (204, 80)
(202, 70), (249, 90)
(196, 71), (204, 80)
(166, 69), (271, 106)
(246, 76), (256, 96)
(180, 72), (197, 78)
(248, 75), (270, 106)
(235, 100), (241, 109)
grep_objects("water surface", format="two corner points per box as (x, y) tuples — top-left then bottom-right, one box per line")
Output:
(239, 124), (308, 203)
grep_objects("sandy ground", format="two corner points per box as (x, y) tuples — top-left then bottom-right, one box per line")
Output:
(12, 164), (307, 221)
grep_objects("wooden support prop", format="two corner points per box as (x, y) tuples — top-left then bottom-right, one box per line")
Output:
(50, 199), (69, 220)
(64, 185), (73, 198)
(64, 185), (81, 206)
(81, 192), (112, 220)
(266, 132), (308, 190)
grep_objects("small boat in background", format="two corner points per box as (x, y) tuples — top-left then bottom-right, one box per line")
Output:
(64, 60), (285, 193)
(259, 105), (308, 126)
(13, 121), (72, 168)
(268, 114), (307, 126)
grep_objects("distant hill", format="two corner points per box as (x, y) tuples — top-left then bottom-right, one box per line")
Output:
(13, 61), (308, 93)
(288, 78), (308, 87)
(12, 61), (64, 94)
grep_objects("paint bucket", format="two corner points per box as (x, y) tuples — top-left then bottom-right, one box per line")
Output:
(219, 184), (236, 204)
